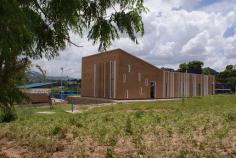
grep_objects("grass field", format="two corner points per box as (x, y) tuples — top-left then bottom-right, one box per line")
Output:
(1, 95), (236, 157)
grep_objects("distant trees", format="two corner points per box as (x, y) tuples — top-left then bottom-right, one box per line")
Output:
(178, 63), (188, 73)
(178, 61), (236, 92)
(161, 67), (175, 72)
(202, 67), (219, 75)
(217, 65), (236, 82)
(178, 61), (204, 74)
(217, 65), (236, 91)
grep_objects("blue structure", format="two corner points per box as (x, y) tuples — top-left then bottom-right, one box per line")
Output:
(50, 91), (80, 99)
(17, 82), (55, 89)
(17, 82), (80, 100)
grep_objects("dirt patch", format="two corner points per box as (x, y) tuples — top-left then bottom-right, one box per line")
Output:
(218, 127), (236, 156)
(67, 103), (118, 114)
(37, 111), (55, 114)
(125, 109), (176, 114)
(69, 137), (137, 158)
(115, 138), (137, 157)
(51, 151), (68, 158)
(0, 140), (35, 158)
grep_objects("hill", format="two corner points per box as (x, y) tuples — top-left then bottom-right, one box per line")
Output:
(26, 71), (76, 83)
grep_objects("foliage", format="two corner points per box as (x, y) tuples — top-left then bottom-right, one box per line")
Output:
(1, 95), (236, 157)
(178, 63), (188, 72)
(0, 0), (147, 121)
(217, 65), (236, 91)
(217, 65), (236, 82)
(0, 106), (17, 123)
(178, 61), (204, 74)
(125, 116), (133, 134)
(36, 65), (47, 82)
(0, 56), (30, 121)
(202, 67), (219, 75)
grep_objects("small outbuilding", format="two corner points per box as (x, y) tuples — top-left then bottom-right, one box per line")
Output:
(17, 82), (55, 103)
(81, 49), (215, 100)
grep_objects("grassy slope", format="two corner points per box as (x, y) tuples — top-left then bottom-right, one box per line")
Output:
(1, 95), (236, 157)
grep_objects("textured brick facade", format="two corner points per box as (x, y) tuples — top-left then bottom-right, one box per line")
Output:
(81, 49), (215, 99)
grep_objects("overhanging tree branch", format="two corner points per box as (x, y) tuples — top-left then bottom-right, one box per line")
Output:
(33, 0), (83, 48)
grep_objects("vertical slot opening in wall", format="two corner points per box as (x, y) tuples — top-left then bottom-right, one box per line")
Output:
(126, 89), (129, 99)
(109, 61), (112, 99)
(145, 78), (149, 87)
(139, 87), (143, 96)
(103, 63), (106, 98)
(165, 83), (168, 97)
(128, 64), (131, 72)
(198, 84), (201, 96)
(113, 60), (116, 99)
(93, 64), (96, 97)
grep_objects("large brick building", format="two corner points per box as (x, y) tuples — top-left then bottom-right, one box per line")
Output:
(81, 49), (215, 99)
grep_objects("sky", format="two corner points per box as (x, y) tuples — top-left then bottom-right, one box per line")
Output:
(33, 0), (236, 78)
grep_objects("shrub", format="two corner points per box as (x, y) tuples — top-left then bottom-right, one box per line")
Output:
(224, 112), (236, 122)
(125, 116), (132, 135)
(106, 147), (115, 158)
(0, 106), (17, 123)
(51, 126), (66, 139)
(52, 126), (62, 135)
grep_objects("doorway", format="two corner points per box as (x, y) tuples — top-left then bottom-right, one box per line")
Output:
(150, 81), (156, 99)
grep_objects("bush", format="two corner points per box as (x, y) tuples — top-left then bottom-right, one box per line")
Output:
(106, 147), (115, 158)
(224, 112), (236, 122)
(0, 106), (17, 123)
(125, 116), (132, 134)
(50, 125), (66, 139)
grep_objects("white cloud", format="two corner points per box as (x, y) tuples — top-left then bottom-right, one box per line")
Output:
(33, 0), (236, 78)
(181, 31), (209, 56)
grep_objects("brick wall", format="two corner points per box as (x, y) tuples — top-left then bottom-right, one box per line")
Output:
(81, 49), (215, 99)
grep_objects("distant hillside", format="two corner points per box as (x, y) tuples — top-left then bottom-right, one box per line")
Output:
(26, 71), (75, 83)
(202, 67), (219, 75)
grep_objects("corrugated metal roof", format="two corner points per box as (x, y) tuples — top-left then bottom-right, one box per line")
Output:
(17, 82), (55, 89)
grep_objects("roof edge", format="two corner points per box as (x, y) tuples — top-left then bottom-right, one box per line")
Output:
(82, 49), (124, 59)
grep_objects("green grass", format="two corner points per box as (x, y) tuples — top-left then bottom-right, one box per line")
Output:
(1, 95), (236, 157)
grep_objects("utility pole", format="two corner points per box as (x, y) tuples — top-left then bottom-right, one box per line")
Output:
(67, 75), (69, 88)
(61, 67), (64, 99)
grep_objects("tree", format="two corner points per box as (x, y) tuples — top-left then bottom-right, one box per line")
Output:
(178, 63), (188, 72)
(188, 61), (203, 74)
(178, 61), (204, 74)
(226, 65), (234, 71)
(217, 65), (236, 92)
(0, 58), (31, 122)
(36, 65), (47, 82)
(217, 65), (236, 82)
(0, 0), (147, 122)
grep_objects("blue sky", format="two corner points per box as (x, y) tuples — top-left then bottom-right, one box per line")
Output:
(197, 0), (222, 8)
(33, 0), (236, 78)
